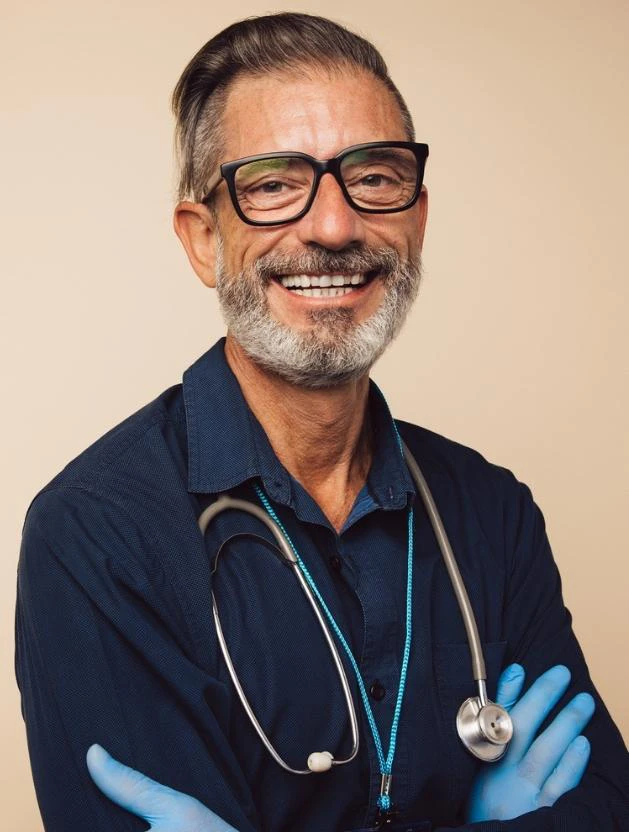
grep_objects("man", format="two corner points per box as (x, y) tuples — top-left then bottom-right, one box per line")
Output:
(16, 12), (627, 832)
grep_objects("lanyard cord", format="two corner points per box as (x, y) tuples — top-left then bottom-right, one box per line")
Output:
(252, 429), (414, 814)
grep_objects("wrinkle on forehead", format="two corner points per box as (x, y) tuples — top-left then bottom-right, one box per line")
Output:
(220, 67), (409, 161)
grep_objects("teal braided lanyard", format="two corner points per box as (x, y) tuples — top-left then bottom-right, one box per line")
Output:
(253, 427), (414, 814)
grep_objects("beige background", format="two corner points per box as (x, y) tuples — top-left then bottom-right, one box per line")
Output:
(2, 0), (627, 827)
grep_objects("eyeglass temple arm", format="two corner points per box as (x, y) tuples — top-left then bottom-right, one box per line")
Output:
(200, 170), (223, 204)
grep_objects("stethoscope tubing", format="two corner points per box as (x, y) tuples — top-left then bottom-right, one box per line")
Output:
(198, 445), (512, 771)
(400, 442), (487, 690)
(199, 494), (360, 774)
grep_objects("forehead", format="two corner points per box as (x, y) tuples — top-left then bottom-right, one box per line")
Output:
(220, 68), (409, 161)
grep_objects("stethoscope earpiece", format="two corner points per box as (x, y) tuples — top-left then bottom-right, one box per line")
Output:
(456, 696), (513, 762)
(307, 751), (334, 772)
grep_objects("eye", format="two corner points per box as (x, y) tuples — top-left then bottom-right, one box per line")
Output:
(239, 177), (303, 198)
(344, 165), (404, 190)
(254, 180), (288, 194)
(360, 173), (395, 188)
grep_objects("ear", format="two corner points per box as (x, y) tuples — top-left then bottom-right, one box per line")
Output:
(173, 202), (218, 288)
(416, 186), (429, 250)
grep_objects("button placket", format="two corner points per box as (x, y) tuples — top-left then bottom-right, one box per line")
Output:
(369, 680), (386, 701)
(329, 554), (342, 573)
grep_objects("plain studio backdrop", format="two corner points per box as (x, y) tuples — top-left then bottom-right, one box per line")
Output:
(1, 1), (627, 828)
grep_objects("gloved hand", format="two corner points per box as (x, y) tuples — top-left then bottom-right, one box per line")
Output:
(466, 663), (595, 822)
(86, 744), (237, 832)
(86, 664), (594, 830)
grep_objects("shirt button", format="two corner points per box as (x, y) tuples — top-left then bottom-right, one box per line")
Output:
(369, 680), (386, 701)
(329, 555), (342, 572)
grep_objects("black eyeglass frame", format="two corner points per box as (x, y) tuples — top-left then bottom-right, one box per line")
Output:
(201, 141), (429, 227)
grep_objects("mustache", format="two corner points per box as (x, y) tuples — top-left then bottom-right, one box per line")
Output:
(252, 245), (406, 283)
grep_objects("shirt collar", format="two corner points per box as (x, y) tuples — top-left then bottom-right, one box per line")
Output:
(182, 337), (415, 508)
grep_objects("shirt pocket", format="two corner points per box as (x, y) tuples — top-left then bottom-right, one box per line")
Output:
(432, 640), (507, 821)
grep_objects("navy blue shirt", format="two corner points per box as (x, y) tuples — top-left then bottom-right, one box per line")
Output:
(16, 338), (628, 831)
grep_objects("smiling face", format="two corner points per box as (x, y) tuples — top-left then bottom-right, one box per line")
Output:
(175, 66), (428, 387)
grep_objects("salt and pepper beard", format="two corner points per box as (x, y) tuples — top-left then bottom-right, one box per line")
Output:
(214, 231), (422, 388)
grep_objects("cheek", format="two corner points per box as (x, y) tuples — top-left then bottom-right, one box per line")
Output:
(218, 211), (294, 275)
(362, 213), (421, 260)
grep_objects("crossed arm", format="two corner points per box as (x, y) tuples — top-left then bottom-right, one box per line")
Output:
(17, 485), (629, 830)
(86, 664), (596, 830)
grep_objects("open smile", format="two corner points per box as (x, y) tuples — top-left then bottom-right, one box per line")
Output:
(272, 270), (381, 298)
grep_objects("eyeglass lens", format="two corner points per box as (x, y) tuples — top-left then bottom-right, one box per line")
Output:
(233, 146), (419, 223)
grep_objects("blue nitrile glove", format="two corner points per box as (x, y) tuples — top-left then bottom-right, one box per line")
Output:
(87, 664), (594, 830)
(86, 744), (237, 832)
(467, 663), (595, 822)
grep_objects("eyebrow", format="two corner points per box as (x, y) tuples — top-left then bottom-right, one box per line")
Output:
(341, 150), (417, 181)
(343, 148), (415, 166)
(237, 158), (292, 177)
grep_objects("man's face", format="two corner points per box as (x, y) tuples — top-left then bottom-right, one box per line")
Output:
(201, 68), (427, 386)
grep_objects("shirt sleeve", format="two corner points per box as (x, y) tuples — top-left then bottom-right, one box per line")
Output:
(15, 486), (261, 832)
(433, 475), (629, 832)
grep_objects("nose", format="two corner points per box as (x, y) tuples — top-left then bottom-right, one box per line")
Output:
(294, 172), (366, 251)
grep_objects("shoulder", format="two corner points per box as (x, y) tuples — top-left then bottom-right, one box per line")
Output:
(17, 389), (201, 658)
(395, 419), (520, 493)
(395, 419), (541, 551)
(22, 382), (187, 549)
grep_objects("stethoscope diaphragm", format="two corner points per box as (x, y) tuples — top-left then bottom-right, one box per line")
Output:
(457, 690), (513, 761)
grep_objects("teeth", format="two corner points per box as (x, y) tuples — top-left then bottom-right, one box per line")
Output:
(279, 273), (368, 289)
(295, 287), (356, 297)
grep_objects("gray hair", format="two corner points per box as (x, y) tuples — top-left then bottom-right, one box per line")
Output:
(171, 12), (415, 203)
(213, 231), (423, 388)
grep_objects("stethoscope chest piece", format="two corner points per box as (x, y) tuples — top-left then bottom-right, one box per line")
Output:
(456, 696), (513, 761)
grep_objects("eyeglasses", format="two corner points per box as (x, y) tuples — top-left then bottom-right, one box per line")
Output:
(201, 141), (429, 227)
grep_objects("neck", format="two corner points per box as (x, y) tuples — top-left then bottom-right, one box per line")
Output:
(224, 334), (373, 531)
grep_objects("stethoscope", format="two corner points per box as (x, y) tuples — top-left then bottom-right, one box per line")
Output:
(198, 441), (513, 780)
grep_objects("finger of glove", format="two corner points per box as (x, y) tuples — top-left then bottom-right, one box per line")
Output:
(495, 664), (525, 711)
(506, 665), (572, 762)
(520, 693), (595, 786)
(86, 744), (197, 824)
(537, 735), (591, 807)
